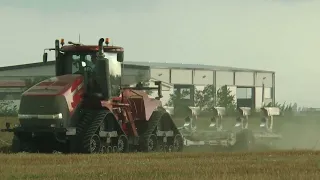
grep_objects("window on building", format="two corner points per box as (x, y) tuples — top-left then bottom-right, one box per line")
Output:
(236, 87), (252, 99)
(180, 88), (191, 99)
(173, 85), (194, 100)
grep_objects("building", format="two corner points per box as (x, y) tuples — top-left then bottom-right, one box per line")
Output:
(0, 60), (275, 110)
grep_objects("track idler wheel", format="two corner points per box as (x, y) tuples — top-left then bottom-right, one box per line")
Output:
(117, 135), (129, 153)
(101, 146), (107, 153)
(89, 134), (102, 153)
(112, 146), (118, 153)
(147, 134), (159, 152)
(107, 146), (113, 153)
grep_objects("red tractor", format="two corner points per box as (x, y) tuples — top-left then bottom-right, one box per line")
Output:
(2, 38), (184, 153)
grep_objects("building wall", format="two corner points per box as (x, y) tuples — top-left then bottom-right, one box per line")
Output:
(149, 68), (275, 110)
(216, 71), (234, 89)
(255, 72), (273, 87)
(150, 68), (170, 83)
(235, 72), (254, 86)
(0, 64), (275, 111)
(3, 65), (272, 93)
(255, 87), (273, 109)
(171, 69), (193, 84)
(193, 70), (214, 85)
(0, 64), (151, 86)
(0, 65), (55, 76)
(121, 68), (150, 85)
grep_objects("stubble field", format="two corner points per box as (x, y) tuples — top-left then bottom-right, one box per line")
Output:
(1, 114), (320, 179)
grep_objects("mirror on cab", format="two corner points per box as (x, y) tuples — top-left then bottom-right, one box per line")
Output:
(43, 52), (48, 63)
(117, 52), (124, 62)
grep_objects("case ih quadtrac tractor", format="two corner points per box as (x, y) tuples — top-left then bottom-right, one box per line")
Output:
(2, 38), (184, 153)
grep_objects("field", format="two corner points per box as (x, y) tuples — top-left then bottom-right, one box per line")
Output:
(1, 151), (320, 180)
(1, 114), (320, 179)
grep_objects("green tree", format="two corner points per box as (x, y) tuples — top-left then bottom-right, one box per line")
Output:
(216, 85), (236, 113)
(0, 100), (18, 116)
(166, 88), (190, 106)
(194, 84), (216, 111)
(194, 89), (205, 110)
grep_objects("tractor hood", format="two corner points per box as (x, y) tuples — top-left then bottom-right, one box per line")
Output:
(18, 75), (85, 127)
(23, 75), (84, 96)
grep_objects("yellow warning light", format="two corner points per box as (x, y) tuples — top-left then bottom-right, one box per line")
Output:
(105, 38), (110, 45)
(60, 38), (65, 46)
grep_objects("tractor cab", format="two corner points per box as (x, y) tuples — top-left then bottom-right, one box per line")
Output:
(43, 38), (124, 101)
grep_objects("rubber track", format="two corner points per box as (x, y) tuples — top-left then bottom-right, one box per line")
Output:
(76, 110), (95, 137)
(142, 111), (164, 138)
(142, 110), (182, 139)
(82, 110), (110, 153)
(139, 111), (164, 151)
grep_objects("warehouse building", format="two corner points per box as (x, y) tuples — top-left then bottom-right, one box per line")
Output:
(0, 60), (275, 110)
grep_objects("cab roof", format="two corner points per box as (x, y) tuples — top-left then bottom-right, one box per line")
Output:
(60, 45), (124, 52)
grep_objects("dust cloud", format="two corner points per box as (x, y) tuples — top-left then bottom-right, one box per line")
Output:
(272, 116), (320, 150)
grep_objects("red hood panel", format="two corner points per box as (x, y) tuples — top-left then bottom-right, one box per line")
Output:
(23, 75), (84, 96)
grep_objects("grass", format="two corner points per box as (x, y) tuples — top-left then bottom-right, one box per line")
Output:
(1, 151), (320, 180)
(1, 115), (320, 179)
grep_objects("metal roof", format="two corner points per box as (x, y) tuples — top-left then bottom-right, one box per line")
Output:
(0, 61), (149, 71)
(124, 61), (274, 73)
(0, 60), (274, 73)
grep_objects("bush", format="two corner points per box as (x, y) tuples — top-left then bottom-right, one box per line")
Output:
(166, 84), (236, 115)
(0, 100), (18, 116)
(216, 85), (237, 115)
(265, 101), (295, 116)
(165, 88), (190, 107)
(194, 84), (216, 112)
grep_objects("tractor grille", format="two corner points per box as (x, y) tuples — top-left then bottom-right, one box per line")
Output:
(18, 95), (70, 127)
(19, 96), (65, 114)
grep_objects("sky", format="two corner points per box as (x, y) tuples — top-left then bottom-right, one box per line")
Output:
(0, 0), (320, 107)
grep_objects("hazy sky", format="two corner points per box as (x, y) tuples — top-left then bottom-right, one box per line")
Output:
(1, 0), (320, 107)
